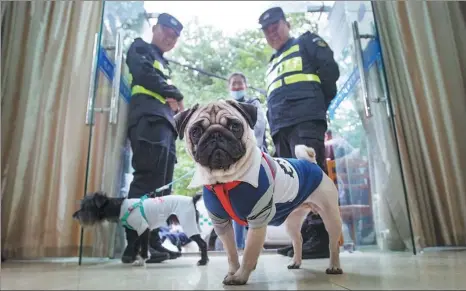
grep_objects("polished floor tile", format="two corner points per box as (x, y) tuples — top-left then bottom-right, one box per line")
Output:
(1, 251), (465, 290)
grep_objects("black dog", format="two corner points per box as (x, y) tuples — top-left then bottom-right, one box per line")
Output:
(73, 191), (209, 266)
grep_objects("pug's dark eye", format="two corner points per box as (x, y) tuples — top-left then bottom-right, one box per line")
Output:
(229, 121), (241, 132)
(229, 120), (243, 138)
(190, 125), (203, 141)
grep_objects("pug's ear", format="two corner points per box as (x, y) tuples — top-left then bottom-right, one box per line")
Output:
(72, 210), (80, 220)
(175, 104), (199, 140)
(226, 100), (257, 129)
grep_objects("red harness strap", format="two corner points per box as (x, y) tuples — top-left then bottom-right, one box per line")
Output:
(206, 152), (275, 227)
(206, 181), (246, 226)
(261, 152), (275, 179)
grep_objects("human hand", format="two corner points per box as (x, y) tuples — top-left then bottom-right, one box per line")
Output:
(166, 98), (180, 113)
(178, 100), (185, 112)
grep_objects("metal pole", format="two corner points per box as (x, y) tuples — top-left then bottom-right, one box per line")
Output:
(79, 1), (106, 266)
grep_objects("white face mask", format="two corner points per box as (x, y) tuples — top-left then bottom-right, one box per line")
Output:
(230, 90), (246, 100)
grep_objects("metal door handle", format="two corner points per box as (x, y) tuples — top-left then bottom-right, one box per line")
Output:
(85, 33), (99, 125)
(371, 96), (387, 103)
(109, 31), (123, 124)
(352, 21), (372, 118)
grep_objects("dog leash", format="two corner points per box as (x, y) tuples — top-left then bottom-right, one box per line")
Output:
(147, 169), (196, 197)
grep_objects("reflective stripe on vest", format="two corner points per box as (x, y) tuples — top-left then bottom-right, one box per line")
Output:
(131, 85), (166, 104)
(267, 74), (321, 96)
(266, 44), (300, 75)
(266, 57), (303, 87)
(129, 60), (171, 104)
(153, 59), (170, 76)
(266, 43), (320, 97)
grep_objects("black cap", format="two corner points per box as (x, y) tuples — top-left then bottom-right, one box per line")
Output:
(258, 7), (286, 29)
(157, 13), (183, 36)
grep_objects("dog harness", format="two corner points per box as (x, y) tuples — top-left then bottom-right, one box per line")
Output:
(119, 195), (202, 238)
(205, 152), (276, 226)
(120, 195), (149, 230)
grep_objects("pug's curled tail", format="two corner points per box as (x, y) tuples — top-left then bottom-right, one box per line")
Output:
(294, 145), (317, 163)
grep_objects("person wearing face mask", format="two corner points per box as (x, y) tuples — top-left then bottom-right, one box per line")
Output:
(228, 72), (268, 153)
(258, 7), (340, 260)
(123, 13), (185, 264)
(227, 72), (268, 249)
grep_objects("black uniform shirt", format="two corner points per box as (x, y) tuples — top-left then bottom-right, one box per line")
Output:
(266, 32), (340, 134)
(126, 38), (184, 130)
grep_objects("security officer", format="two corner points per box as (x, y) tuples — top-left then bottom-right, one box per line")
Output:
(123, 13), (184, 264)
(258, 7), (340, 259)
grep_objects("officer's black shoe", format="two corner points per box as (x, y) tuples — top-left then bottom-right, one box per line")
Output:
(150, 229), (181, 260)
(287, 223), (330, 259)
(277, 218), (313, 257)
(171, 252), (182, 259)
(121, 245), (136, 264)
(277, 245), (293, 256)
(146, 248), (170, 264)
(287, 247), (330, 259)
(153, 244), (181, 260)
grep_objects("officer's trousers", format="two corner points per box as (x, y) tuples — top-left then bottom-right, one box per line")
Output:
(272, 120), (328, 227)
(128, 115), (176, 199)
(125, 115), (176, 253)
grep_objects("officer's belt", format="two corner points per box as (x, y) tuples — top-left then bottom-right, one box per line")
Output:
(267, 73), (321, 96)
(131, 85), (166, 104)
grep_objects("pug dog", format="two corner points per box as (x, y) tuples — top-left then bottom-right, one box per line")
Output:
(175, 100), (343, 285)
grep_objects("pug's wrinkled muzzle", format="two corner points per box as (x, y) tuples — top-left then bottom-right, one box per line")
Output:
(195, 127), (245, 170)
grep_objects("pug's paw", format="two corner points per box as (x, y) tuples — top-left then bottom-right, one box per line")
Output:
(325, 267), (343, 274)
(227, 262), (240, 275)
(287, 262), (301, 269)
(287, 257), (301, 269)
(222, 273), (249, 285)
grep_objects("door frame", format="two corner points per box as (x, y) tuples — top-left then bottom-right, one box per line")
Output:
(327, 1), (416, 255)
(77, 1), (134, 264)
(370, 1), (417, 255)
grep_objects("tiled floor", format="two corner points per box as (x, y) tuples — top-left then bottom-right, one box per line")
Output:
(1, 250), (465, 290)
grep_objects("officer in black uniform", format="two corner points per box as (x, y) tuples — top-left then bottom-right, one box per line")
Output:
(258, 7), (340, 259)
(123, 13), (185, 264)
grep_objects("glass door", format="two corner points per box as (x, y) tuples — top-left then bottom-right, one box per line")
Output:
(326, 1), (416, 253)
(78, 1), (150, 263)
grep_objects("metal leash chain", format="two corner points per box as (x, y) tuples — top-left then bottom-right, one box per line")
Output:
(147, 169), (196, 198)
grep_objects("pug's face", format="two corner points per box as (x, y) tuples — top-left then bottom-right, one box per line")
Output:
(175, 100), (257, 171)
